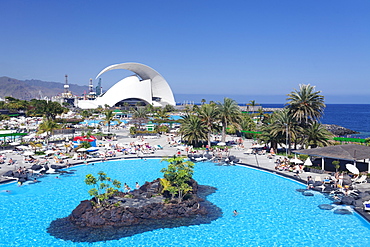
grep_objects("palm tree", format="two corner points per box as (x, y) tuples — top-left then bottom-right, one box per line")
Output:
(179, 114), (207, 147)
(286, 84), (325, 125)
(267, 109), (302, 154)
(155, 108), (170, 121)
(247, 100), (259, 115)
(102, 109), (121, 132)
(201, 99), (206, 105)
(196, 103), (219, 147)
(216, 98), (241, 142)
(303, 122), (332, 148)
(131, 107), (148, 131)
(37, 120), (60, 144)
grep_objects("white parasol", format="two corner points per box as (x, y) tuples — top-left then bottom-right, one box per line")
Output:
(23, 151), (35, 156)
(77, 148), (87, 152)
(252, 144), (265, 149)
(290, 158), (303, 164)
(346, 163), (359, 174)
(16, 145), (29, 150)
(45, 150), (56, 154)
(217, 142), (226, 146)
(304, 158), (313, 166)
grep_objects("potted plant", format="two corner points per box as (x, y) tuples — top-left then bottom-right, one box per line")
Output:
(332, 160), (340, 172)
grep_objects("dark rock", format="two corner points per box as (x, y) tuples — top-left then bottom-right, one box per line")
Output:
(362, 195), (370, 201)
(318, 204), (334, 210)
(296, 189), (307, 192)
(313, 181), (322, 186)
(3, 171), (14, 177)
(334, 209), (352, 215)
(358, 192), (370, 199)
(303, 191), (314, 196)
(340, 196), (354, 205)
(71, 200), (93, 219)
(31, 164), (42, 170)
(353, 199), (364, 207)
(323, 124), (359, 136)
(51, 164), (65, 169)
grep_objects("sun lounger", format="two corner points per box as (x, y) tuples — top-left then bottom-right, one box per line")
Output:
(156, 145), (163, 150)
(363, 200), (370, 211)
(353, 175), (367, 184)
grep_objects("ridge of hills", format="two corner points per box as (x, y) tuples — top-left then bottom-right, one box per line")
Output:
(0, 76), (89, 100)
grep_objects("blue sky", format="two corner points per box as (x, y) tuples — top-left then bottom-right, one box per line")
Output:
(1, 0), (369, 103)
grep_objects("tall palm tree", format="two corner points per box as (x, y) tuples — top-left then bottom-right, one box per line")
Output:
(179, 114), (207, 147)
(267, 109), (302, 154)
(247, 100), (259, 115)
(102, 109), (121, 132)
(303, 122), (332, 148)
(131, 107), (148, 131)
(37, 120), (60, 144)
(201, 99), (206, 105)
(196, 103), (220, 147)
(217, 98), (241, 142)
(286, 84), (325, 125)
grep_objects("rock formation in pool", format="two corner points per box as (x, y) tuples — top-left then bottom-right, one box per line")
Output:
(69, 177), (208, 228)
(47, 157), (222, 242)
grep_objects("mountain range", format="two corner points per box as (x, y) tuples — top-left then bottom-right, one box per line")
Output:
(0, 76), (89, 100)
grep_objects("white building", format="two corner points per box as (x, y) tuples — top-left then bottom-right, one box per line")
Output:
(77, 62), (176, 109)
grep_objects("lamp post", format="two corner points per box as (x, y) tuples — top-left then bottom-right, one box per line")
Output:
(284, 123), (288, 157)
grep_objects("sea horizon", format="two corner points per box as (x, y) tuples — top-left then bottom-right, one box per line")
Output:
(174, 93), (370, 105)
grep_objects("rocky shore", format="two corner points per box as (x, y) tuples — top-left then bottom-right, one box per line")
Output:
(47, 178), (222, 242)
(323, 124), (359, 136)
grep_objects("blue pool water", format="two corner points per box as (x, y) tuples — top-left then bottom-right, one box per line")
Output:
(80, 120), (126, 126)
(1, 159), (370, 246)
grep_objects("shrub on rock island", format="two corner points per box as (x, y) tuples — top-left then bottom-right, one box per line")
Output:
(160, 156), (195, 203)
(84, 171), (122, 206)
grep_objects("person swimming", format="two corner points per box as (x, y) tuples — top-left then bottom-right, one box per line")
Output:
(233, 210), (238, 216)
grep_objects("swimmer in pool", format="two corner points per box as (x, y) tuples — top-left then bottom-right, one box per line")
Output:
(233, 210), (238, 216)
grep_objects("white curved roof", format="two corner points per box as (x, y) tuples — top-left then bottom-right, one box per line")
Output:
(96, 76), (152, 107)
(96, 62), (175, 106)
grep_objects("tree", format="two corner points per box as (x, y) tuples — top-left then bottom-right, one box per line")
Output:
(201, 99), (206, 105)
(303, 122), (332, 148)
(81, 110), (92, 119)
(102, 109), (121, 132)
(29, 100), (67, 120)
(85, 171), (122, 206)
(29, 142), (43, 152)
(286, 84), (325, 125)
(266, 109), (302, 154)
(131, 107), (148, 131)
(160, 157), (195, 203)
(37, 120), (60, 144)
(164, 104), (175, 112)
(179, 114), (207, 147)
(216, 98), (241, 142)
(155, 108), (170, 121)
(247, 100), (259, 115)
(196, 103), (219, 147)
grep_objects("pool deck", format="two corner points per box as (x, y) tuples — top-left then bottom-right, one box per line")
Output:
(1, 128), (370, 222)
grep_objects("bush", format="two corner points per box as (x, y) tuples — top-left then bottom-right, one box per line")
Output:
(299, 154), (309, 161)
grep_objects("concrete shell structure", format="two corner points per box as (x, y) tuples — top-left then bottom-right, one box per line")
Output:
(77, 63), (175, 109)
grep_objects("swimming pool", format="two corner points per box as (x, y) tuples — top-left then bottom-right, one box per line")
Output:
(0, 159), (370, 246)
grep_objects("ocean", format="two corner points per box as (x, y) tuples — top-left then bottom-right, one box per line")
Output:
(261, 104), (370, 138)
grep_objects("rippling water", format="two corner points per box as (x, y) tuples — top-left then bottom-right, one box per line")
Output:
(0, 159), (370, 246)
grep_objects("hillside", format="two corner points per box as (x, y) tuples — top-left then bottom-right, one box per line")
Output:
(0, 77), (89, 100)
